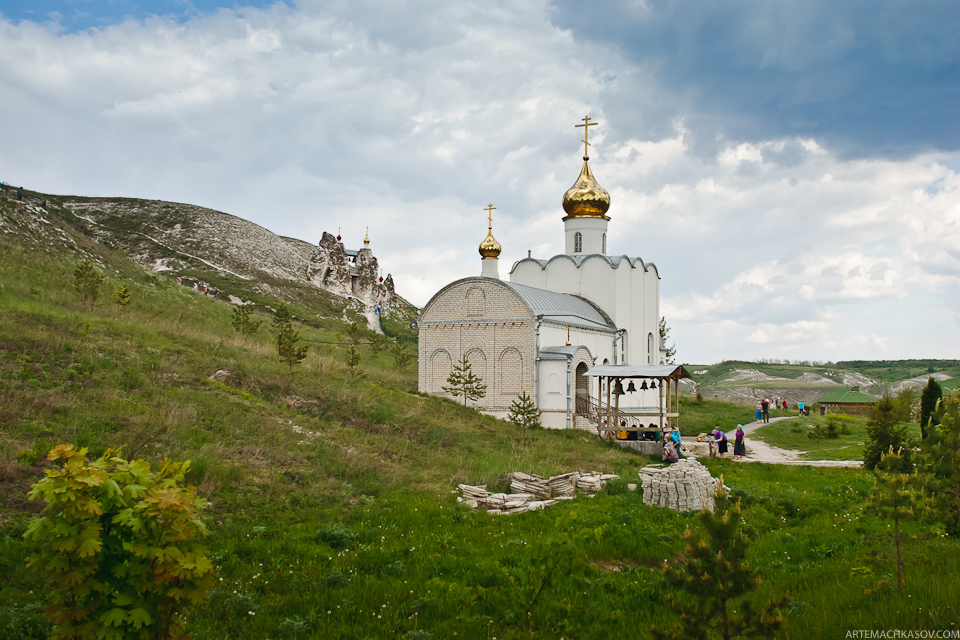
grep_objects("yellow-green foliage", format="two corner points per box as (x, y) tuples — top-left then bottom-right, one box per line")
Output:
(24, 445), (214, 639)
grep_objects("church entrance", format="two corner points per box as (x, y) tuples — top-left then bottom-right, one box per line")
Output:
(575, 362), (590, 416)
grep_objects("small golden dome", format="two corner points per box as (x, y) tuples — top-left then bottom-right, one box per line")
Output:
(562, 157), (610, 219)
(363, 226), (370, 245)
(479, 229), (501, 259)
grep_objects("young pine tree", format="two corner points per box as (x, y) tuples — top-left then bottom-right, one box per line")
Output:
(920, 390), (960, 536)
(920, 377), (944, 439)
(443, 355), (487, 405)
(112, 284), (131, 311)
(272, 304), (309, 375)
(231, 302), (263, 337)
(391, 337), (412, 371)
(863, 395), (912, 471)
(73, 260), (103, 308)
(864, 447), (926, 592)
(507, 391), (542, 430)
(653, 480), (788, 640)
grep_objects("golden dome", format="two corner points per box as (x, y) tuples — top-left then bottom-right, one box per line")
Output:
(562, 157), (610, 219)
(479, 204), (501, 259)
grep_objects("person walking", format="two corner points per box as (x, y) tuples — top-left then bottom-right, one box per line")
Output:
(782, 399), (788, 410)
(761, 398), (770, 423)
(734, 424), (746, 460)
(755, 401), (762, 422)
(17, 186), (23, 201)
(798, 400), (805, 416)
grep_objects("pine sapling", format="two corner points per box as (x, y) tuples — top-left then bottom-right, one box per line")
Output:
(443, 355), (487, 405)
(508, 391), (541, 430)
(653, 478), (788, 639)
(864, 447), (926, 592)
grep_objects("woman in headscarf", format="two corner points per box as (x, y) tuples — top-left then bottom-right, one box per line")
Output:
(734, 424), (746, 460)
(711, 428), (728, 456)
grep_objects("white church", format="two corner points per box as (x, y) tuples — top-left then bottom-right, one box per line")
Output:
(416, 118), (669, 429)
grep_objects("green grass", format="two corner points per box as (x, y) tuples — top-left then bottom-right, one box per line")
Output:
(2, 192), (959, 638)
(752, 414), (923, 461)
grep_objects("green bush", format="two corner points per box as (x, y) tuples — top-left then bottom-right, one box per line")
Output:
(23, 445), (214, 640)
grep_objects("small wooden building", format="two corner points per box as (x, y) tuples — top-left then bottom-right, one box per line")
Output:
(817, 386), (878, 416)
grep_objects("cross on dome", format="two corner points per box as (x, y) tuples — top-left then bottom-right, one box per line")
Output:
(575, 115), (597, 160)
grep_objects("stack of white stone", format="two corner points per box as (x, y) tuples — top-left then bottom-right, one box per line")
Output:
(638, 459), (719, 512)
(458, 470), (621, 515)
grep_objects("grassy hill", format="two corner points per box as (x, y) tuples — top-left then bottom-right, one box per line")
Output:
(2, 190), (958, 638)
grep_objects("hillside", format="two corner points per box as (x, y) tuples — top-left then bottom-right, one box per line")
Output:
(683, 359), (959, 405)
(2, 188), (959, 638)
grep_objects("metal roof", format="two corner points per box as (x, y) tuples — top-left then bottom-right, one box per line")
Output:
(502, 281), (616, 332)
(583, 364), (692, 379)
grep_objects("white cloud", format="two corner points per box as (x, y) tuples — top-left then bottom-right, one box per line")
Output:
(0, 1), (957, 364)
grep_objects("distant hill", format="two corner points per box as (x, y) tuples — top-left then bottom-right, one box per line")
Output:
(681, 359), (959, 405)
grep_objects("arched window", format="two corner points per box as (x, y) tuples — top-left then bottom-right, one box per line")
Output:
(602, 233), (606, 254)
(574, 232), (582, 253)
(647, 332), (654, 364)
(499, 348), (522, 394)
(465, 287), (485, 316)
(431, 349), (452, 393)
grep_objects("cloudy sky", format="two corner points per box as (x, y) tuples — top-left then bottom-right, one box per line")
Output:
(2, 0), (958, 365)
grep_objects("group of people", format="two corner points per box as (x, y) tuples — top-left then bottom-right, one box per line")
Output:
(661, 424), (747, 463)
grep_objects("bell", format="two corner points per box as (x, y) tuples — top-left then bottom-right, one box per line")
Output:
(639, 380), (648, 390)
(626, 381), (637, 393)
(649, 380), (657, 389)
(613, 380), (625, 395)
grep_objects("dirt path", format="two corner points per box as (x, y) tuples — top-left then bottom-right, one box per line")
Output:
(736, 417), (862, 468)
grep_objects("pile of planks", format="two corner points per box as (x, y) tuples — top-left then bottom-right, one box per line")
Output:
(638, 458), (722, 512)
(458, 470), (620, 515)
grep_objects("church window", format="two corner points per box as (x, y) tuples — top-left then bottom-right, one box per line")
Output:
(647, 332), (654, 364)
(499, 349), (522, 394)
(431, 350), (452, 393)
(465, 287), (485, 316)
(574, 232), (582, 253)
(466, 349), (487, 386)
(602, 233), (606, 254)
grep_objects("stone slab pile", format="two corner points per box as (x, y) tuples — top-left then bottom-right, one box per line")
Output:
(458, 470), (620, 515)
(638, 459), (719, 512)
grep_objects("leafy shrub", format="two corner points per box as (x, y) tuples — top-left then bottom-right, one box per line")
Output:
(0, 602), (51, 639)
(23, 445), (214, 640)
(316, 525), (359, 549)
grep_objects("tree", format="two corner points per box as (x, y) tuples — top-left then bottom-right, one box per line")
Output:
(112, 284), (131, 311)
(920, 377), (943, 439)
(272, 305), (309, 374)
(73, 260), (103, 308)
(369, 333), (388, 356)
(864, 447), (925, 593)
(920, 390), (960, 536)
(507, 391), (541, 430)
(653, 480), (787, 639)
(442, 355), (487, 405)
(231, 302), (262, 337)
(345, 344), (361, 375)
(863, 395), (912, 471)
(391, 337), (412, 371)
(23, 445), (214, 640)
(659, 317), (676, 364)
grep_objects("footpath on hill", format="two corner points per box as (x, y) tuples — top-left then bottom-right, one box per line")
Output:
(737, 416), (862, 468)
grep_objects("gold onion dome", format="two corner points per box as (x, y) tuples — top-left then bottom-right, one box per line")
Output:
(479, 204), (502, 259)
(479, 227), (501, 259)
(562, 156), (610, 218)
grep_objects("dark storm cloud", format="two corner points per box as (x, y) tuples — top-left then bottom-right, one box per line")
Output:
(548, 0), (960, 159)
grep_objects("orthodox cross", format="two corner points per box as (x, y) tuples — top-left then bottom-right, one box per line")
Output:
(485, 203), (496, 230)
(575, 115), (597, 158)
(566, 323), (572, 346)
